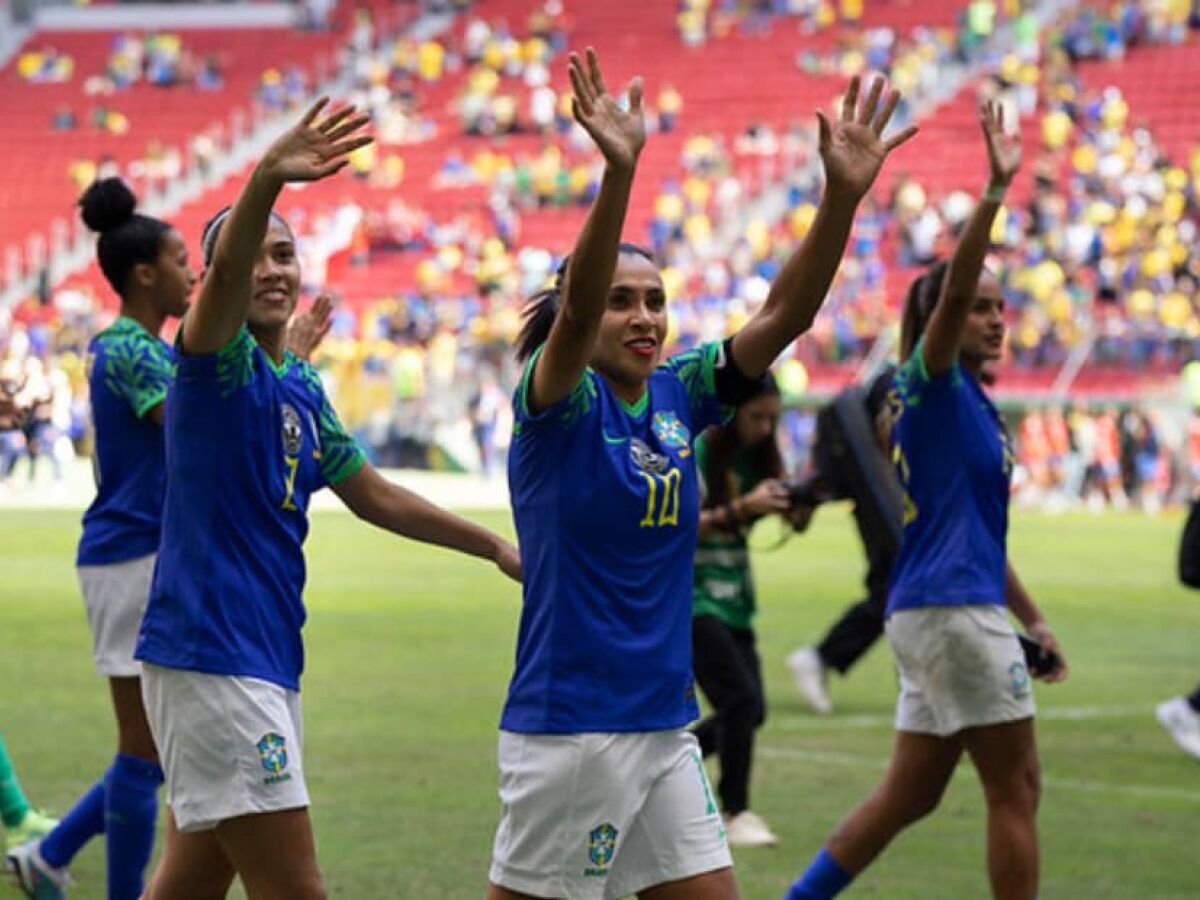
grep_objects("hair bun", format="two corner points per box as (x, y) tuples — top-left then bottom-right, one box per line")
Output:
(79, 178), (138, 233)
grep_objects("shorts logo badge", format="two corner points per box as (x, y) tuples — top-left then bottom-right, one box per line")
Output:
(652, 410), (689, 449)
(281, 403), (303, 454)
(257, 732), (293, 785)
(584, 822), (618, 877)
(1007, 662), (1031, 700)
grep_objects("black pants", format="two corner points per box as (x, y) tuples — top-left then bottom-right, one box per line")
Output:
(815, 590), (887, 674)
(690, 615), (765, 816)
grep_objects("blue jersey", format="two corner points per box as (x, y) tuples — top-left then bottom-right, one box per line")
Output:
(885, 340), (1013, 615)
(77, 317), (174, 567)
(135, 327), (365, 690)
(503, 342), (730, 734)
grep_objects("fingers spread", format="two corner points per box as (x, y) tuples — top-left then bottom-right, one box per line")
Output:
(300, 96), (329, 127)
(586, 47), (607, 97)
(841, 75), (860, 122)
(628, 76), (644, 114)
(873, 88), (901, 136)
(884, 124), (919, 152)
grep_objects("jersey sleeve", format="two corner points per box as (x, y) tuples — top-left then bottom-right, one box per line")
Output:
(660, 341), (729, 433)
(101, 331), (174, 418)
(511, 344), (598, 439)
(293, 358), (367, 486)
(315, 393), (367, 486)
(174, 325), (259, 399)
(891, 337), (959, 412)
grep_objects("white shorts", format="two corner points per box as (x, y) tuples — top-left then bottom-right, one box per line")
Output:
(489, 730), (732, 900)
(77, 553), (156, 677)
(141, 664), (310, 833)
(887, 605), (1036, 738)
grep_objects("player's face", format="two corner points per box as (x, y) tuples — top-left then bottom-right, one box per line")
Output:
(962, 272), (1005, 364)
(591, 253), (668, 389)
(248, 220), (301, 331)
(151, 229), (196, 318)
(735, 393), (781, 447)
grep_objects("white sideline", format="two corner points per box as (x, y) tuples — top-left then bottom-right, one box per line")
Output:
(774, 704), (1153, 731)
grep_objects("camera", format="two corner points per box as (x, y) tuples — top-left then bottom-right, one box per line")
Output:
(784, 473), (833, 509)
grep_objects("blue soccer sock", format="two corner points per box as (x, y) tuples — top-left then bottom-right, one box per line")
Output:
(104, 753), (164, 900)
(39, 778), (106, 868)
(785, 848), (854, 899)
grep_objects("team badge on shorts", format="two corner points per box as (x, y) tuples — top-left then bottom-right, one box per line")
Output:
(281, 403), (303, 454)
(256, 732), (293, 785)
(1007, 662), (1031, 700)
(652, 410), (690, 449)
(584, 822), (618, 877)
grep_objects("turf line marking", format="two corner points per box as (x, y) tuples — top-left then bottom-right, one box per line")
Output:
(775, 704), (1150, 731)
(757, 746), (1200, 802)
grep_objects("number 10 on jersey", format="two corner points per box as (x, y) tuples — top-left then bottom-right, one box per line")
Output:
(637, 468), (681, 528)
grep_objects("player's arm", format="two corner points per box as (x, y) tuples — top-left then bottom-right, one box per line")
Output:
(730, 76), (916, 379)
(183, 101), (371, 356)
(921, 101), (1019, 378)
(332, 463), (521, 582)
(1005, 562), (1068, 683)
(526, 48), (644, 414)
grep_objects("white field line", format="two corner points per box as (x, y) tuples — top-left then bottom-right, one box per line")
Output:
(758, 744), (1200, 803)
(773, 704), (1152, 731)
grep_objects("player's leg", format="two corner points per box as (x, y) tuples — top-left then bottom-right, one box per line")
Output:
(1155, 683), (1200, 760)
(214, 808), (325, 900)
(0, 733), (56, 849)
(105, 676), (164, 900)
(785, 730), (962, 899)
(960, 718), (1040, 900)
(142, 809), (235, 900)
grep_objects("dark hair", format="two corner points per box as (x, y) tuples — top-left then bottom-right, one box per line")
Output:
(200, 204), (291, 268)
(514, 242), (657, 363)
(79, 178), (172, 297)
(702, 374), (784, 508)
(898, 259), (948, 361)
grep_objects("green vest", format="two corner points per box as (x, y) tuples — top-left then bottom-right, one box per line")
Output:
(692, 436), (763, 631)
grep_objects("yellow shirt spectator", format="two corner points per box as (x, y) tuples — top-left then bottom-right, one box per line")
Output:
(417, 40), (445, 81)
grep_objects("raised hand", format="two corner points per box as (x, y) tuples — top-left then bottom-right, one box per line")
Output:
(287, 293), (334, 361)
(568, 48), (645, 171)
(981, 99), (1021, 188)
(261, 98), (373, 185)
(818, 75), (918, 200)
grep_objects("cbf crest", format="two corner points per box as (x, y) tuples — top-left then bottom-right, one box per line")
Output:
(652, 410), (690, 449)
(584, 822), (618, 876)
(281, 403), (303, 454)
(256, 732), (293, 786)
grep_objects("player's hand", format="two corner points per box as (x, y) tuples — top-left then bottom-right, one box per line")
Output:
(981, 99), (1021, 189)
(260, 98), (373, 185)
(818, 74), (917, 200)
(287, 293), (334, 361)
(569, 48), (645, 171)
(1028, 621), (1067, 683)
(739, 479), (792, 518)
(494, 540), (522, 583)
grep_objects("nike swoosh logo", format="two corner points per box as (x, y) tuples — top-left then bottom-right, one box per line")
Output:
(602, 431), (629, 444)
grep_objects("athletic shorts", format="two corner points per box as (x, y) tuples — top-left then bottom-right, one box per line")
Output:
(141, 664), (309, 833)
(489, 730), (732, 899)
(886, 605), (1036, 738)
(77, 553), (156, 677)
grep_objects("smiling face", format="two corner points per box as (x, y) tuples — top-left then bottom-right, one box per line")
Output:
(961, 270), (1006, 367)
(589, 251), (668, 394)
(247, 219), (301, 332)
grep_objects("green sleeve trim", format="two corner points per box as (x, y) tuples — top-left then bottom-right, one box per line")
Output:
(324, 448), (367, 486)
(131, 388), (167, 419)
(911, 336), (932, 383)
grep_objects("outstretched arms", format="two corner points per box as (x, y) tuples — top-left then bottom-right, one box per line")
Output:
(525, 49), (645, 414)
(921, 100), (1020, 377)
(183, 100), (371, 356)
(730, 76), (917, 378)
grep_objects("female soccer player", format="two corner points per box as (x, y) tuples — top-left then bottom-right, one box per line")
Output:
(7, 180), (335, 900)
(691, 375), (810, 849)
(8, 178), (193, 900)
(130, 99), (520, 900)
(784, 102), (1068, 900)
(488, 49), (914, 900)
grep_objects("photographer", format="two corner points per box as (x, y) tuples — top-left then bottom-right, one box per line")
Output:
(787, 362), (900, 714)
(691, 374), (809, 848)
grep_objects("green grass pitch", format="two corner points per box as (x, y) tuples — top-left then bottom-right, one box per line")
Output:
(2, 508), (1198, 898)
